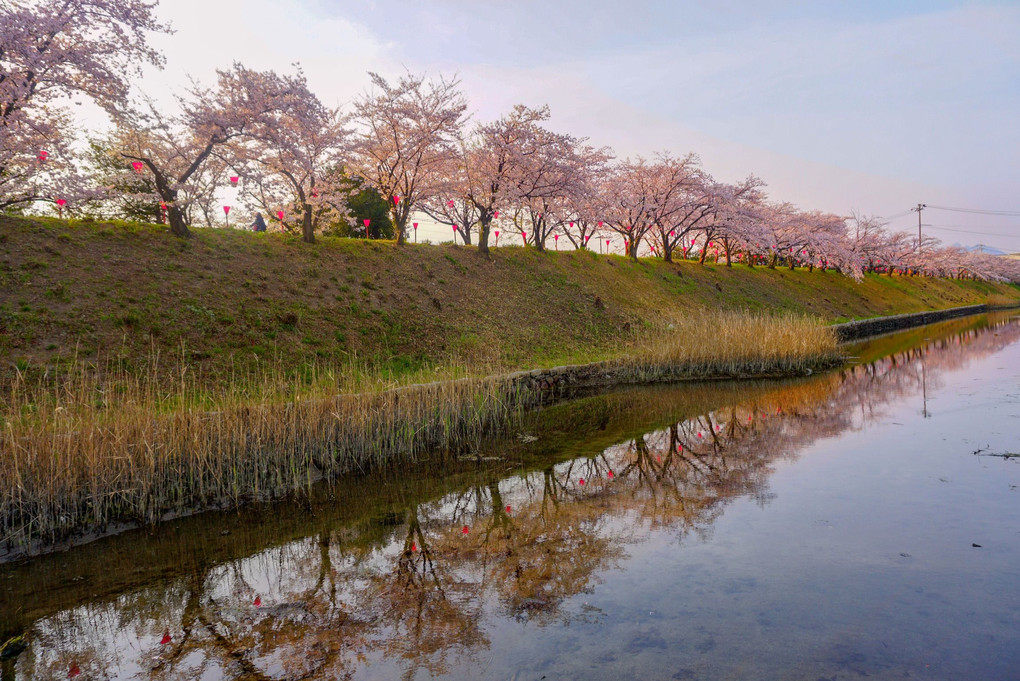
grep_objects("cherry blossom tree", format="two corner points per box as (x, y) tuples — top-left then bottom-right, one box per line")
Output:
(351, 72), (468, 246)
(234, 74), (353, 243)
(113, 64), (312, 238)
(598, 158), (662, 259)
(0, 0), (170, 209)
(457, 105), (551, 254)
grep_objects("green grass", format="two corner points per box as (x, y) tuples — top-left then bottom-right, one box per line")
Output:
(1, 214), (1018, 385)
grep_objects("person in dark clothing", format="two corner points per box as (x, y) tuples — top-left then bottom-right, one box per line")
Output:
(252, 212), (267, 232)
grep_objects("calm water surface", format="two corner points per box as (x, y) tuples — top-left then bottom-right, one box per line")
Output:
(2, 314), (1019, 680)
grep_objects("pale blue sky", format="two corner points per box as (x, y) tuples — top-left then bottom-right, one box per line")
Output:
(149, 0), (1020, 249)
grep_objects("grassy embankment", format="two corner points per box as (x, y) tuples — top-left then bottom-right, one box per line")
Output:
(1, 216), (1017, 550)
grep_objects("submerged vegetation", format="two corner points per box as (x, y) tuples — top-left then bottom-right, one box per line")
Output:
(1, 312), (837, 553)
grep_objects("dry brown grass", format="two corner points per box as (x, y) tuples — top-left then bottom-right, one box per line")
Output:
(0, 312), (838, 551)
(619, 310), (840, 380)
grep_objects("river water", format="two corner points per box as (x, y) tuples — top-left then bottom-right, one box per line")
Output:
(2, 313), (1019, 680)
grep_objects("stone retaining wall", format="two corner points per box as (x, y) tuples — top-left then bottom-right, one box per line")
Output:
(832, 304), (989, 342)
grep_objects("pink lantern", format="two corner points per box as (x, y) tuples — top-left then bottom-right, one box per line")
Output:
(461, 525), (470, 535)
(38, 149), (49, 162)
(277, 210), (284, 220)
(56, 198), (67, 207)
(554, 234), (559, 240)
(597, 221), (603, 227)
(505, 505), (511, 513)
(494, 229), (500, 238)
(627, 225), (632, 231)
(393, 195), (400, 205)
(254, 596), (261, 607)
(223, 206), (230, 215)
(493, 210), (499, 218)
(605, 239), (610, 246)
(131, 161), (144, 173)
(669, 230), (675, 236)
(229, 176), (239, 186)
(522, 231), (527, 242)
(802, 250), (807, 255)
(411, 542), (418, 552)
(709, 241), (713, 247)
(453, 224), (458, 231)
(607, 470), (614, 479)
(585, 234), (591, 242)
(447, 200), (455, 208)
(412, 222), (418, 230)
(311, 190), (318, 198)
(363, 218), (370, 227)
(160, 631), (171, 645)
(579, 478), (585, 486)
(569, 221), (574, 228)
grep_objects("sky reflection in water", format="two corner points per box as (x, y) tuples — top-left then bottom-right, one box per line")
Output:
(3, 314), (1020, 680)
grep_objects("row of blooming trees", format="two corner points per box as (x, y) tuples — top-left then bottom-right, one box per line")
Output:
(2, 0), (1018, 282)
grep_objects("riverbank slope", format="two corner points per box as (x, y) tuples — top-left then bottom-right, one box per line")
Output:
(3, 215), (1017, 380)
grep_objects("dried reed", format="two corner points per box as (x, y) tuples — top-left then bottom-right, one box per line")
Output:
(0, 312), (837, 550)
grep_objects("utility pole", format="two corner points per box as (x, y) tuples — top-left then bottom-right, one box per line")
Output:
(911, 203), (926, 250)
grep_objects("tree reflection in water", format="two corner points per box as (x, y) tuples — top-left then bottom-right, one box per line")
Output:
(4, 315), (1019, 681)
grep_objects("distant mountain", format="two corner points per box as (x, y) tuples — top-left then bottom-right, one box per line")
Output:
(950, 242), (1009, 256)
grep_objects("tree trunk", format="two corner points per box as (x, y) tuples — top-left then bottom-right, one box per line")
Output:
(477, 218), (491, 255)
(167, 206), (190, 238)
(393, 209), (406, 246)
(302, 203), (314, 244)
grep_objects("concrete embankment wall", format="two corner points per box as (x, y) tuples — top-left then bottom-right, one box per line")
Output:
(831, 304), (1005, 342)
(510, 304), (1020, 402)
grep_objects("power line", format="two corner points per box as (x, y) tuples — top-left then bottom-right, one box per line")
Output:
(926, 225), (1020, 238)
(879, 209), (915, 221)
(926, 205), (1020, 217)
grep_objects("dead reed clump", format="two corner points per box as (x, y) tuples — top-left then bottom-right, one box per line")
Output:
(0, 311), (838, 552)
(0, 355), (528, 551)
(618, 310), (840, 381)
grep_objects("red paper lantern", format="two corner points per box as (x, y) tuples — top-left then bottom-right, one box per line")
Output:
(461, 525), (470, 535)
(229, 176), (239, 186)
(493, 210), (500, 218)
(56, 198), (67, 206)
(412, 222), (418, 230)
(494, 230), (500, 238)
(253, 596), (261, 607)
(363, 218), (370, 227)
(223, 206), (230, 215)
(607, 470), (614, 479)
(132, 161), (144, 173)
(579, 478), (585, 486)
(393, 195), (400, 205)
(277, 210), (284, 220)
(160, 631), (171, 645)
(505, 505), (512, 513)
(38, 149), (49, 162)
(447, 200), (455, 208)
